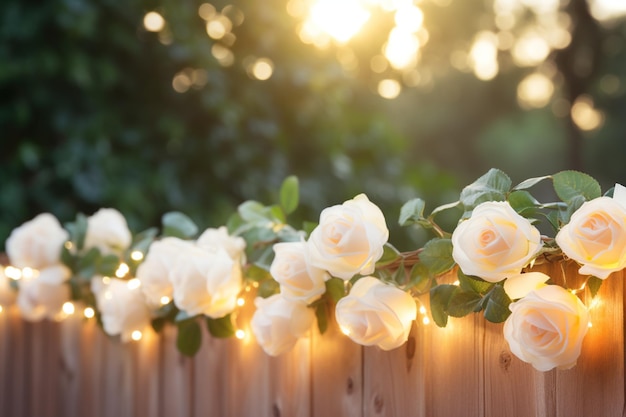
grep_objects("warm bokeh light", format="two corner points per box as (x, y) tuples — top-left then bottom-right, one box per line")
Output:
(172, 71), (191, 93)
(249, 58), (274, 80)
(235, 329), (246, 339)
(384, 28), (420, 70)
(84, 307), (95, 319)
(115, 263), (130, 278)
(590, 0), (626, 21)
(130, 251), (144, 261)
(4, 266), (22, 280)
(211, 44), (235, 67)
(131, 330), (143, 341)
(377, 79), (401, 99)
(62, 302), (75, 315)
(517, 73), (554, 109)
(306, 0), (370, 44)
(127, 278), (141, 290)
(143, 11), (165, 32)
(198, 3), (216, 20)
(470, 31), (499, 81)
(160, 296), (171, 305)
(571, 96), (605, 131)
(512, 31), (551, 67)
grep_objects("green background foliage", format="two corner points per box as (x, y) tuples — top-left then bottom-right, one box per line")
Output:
(2, 0), (625, 249)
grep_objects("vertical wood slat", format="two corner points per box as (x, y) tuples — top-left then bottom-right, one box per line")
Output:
(0, 262), (625, 417)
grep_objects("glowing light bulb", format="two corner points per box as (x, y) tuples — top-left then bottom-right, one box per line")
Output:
(84, 307), (95, 319)
(130, 251), (144, 261)
(22, 267), (36, 279)
(62, 302), (75, 315)
(0, 305), (4, 313)
(131, 330), (143, 341)
(115, 263), (130, 278)
(4, 266), (22, 280)
(235, 329), (246, 339)
(419, 306), (427, 315)
(588, 322), (593, 328)
(236, 297), (245, 307)
(127, 278), (141, 290)
(144, 12), (165, 32)
(160, 296), (171, 305)
(422, 317), (431, 325)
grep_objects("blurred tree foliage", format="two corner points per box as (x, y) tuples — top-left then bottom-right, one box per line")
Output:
(1, 0), (626, 249)
(0, 0), (456, 248)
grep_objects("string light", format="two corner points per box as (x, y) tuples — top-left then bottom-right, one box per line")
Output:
(115, 263), (130, 278)
(22, 267), (36, 279)
(235, 329), (246, 339)
(62, 302), (75, 315)
(130, 251), (144, 261)
(340, 325), (351, 336)
(236, 297), (245, 307)
(4, 266), (22, 280)
(126, 278), (141, 290)
(84, 307), (95, 319)
(160, 296), (171, 305)
(64, 241), (74, 250)
(131, 330), (143, 341)
(422, 316), (431, 325)
(102, 276), (111, 285)
(0, 305), (4, 313)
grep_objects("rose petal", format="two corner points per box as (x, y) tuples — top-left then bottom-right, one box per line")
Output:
(504, 272), (550, 300)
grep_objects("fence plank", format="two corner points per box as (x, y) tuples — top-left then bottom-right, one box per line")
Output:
(192, 327), (229, 417)
(0, 307), (12, 415)
(134, 327), (161, 417)
(311, 312), (363, 417)
(160, 323), (193, 417)
(363, 323), (423, 417)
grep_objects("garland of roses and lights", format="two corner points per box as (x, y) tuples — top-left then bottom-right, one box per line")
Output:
(1, 169), (623, 372)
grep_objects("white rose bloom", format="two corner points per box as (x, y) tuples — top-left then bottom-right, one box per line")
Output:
(0, 269), (16, 307)
(335, 277), (417, 351)
(91, 277), (151, 342)
(270, 241), (328, 305)
(504, 285), (589, 371)
(250, 294), (315, 356)
(136, 238), (194, 308)
(17, 264), (71, 321)
(452, 201), (542, 283)
(169, 245), (242, 318)
(6, 213), (68, 269)
(197, 226), (246, 263)
(84, 208), (132, 254)
(556, 197), (626, 279)
(308, 194), (389, 280)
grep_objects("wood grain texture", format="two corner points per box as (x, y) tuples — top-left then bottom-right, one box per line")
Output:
(0, 262), (624, 417)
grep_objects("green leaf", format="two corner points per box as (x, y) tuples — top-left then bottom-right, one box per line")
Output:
(315, 303), (328, 334)
(391, 261), (407, 286)
(460, 169), (511, 211)
(131, 227), (158, 254)
(587, 276), (603, 299)
(430, 200), (461, 218)
(280, 176), (299, 215)
(97, 254), (120, 277)
(508, 190), (540, 216)
(238, 200), (270, 223)
(162, 212), (198, 239)
(558, 195), (586, 225)
(512, 175), (551, 191)
(226, 212), (245, 235)
(376, 243), (401, 267)
(176, 320), (202, 357)
(302, 221), (318, 237)
(408, 262), (432, 293)
(483, 285), (512, 323)
(151, 317), (167, 333)
(257, 279), (280, 298)
(399, 198), (429, 227)
(429, 284), (456, 327)
(66, 213), (88, 250)
(447, 288), (483, 317)
(420, 238), (455, 276)
(206, 314), (236, 338)
(457, 270), (493, 295)
(325, 277), (346, 302)
(175, 310), (195, 322)
(269, 204), (286, 223)
(553, 170), (601, 203)
(246, 264), (272, 282)
(76, 247), (101, 279)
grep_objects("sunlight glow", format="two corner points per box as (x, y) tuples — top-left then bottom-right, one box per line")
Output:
(590, 0), (626, 21)
(249, 58), (274, 80)
(512, 31), (550, 67)
(385, 28), (420, 69)
(571, 96), (605, 131)
(143, 12), (165, 32)
(517, 73), (554, 109)
(307, 0), (371, 44)
(470, 32), (499, 81)
(378, 79), (402, 99)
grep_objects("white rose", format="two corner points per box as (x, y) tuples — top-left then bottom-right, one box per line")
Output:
(270, 241), (328, 304)
(0, 269), (16, 307)
(91, 277), (151, 342)
(197, 226), (246, 263)
(335, 277), (416, 351)
(136, 238), (194, 307)
(6, 213), (68, 269)
(503, 285), (589, 371)
(452, 201), (542, 283)
(84, 208), (132, 254)
(250, 294), (315, 356)
(169, 245), (242, 318)
(17, 264), (71, 321)
(307, 194), (389, 280)
(555, 197), (626, 279)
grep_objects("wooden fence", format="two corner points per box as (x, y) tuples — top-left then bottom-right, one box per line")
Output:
(0, 261), (624, 417)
